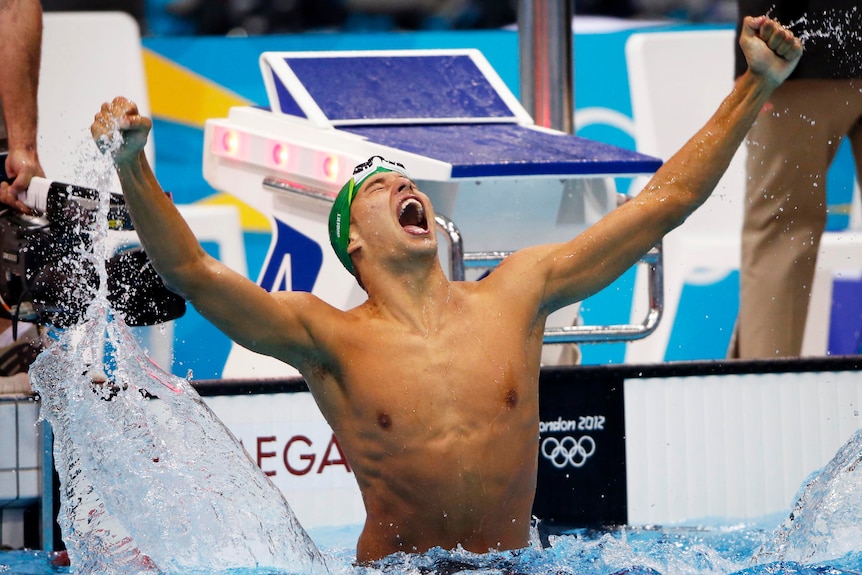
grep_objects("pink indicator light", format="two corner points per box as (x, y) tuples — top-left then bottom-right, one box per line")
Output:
(271, 142), (291, 168)
(221, 129), (240, 156)
(322, 155), (340, 182)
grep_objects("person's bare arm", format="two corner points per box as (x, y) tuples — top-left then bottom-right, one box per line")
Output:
(0, 0), (44, 209)
(530, 15), (802, 311)
(91, 98), (335, 369)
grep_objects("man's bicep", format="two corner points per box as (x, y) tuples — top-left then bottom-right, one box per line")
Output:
(541, 206), (668, 309)
(251, 290), (333, 361)
(183, 264), (322, 361)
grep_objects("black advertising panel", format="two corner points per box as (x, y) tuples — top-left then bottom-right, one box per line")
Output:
(533, 367), (627, 526)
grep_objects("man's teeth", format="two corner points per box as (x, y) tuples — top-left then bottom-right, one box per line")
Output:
(399, 198), (426, 228)
(400, 198), (422, 216)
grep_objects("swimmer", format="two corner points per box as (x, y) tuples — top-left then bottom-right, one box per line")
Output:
(84, 16), (801, 564)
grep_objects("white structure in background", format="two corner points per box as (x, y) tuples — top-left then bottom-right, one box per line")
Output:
(625, 29), (862, 363)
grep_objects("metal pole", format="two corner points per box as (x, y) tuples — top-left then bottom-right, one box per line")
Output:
(518, 0), (575, 134)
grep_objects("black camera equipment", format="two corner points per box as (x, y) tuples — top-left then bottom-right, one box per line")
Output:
(0, 156), (185, 328)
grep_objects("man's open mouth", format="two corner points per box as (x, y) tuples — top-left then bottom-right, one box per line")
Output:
(398, 198), (428, 233)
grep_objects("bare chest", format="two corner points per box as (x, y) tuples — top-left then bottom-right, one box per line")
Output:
(342, 317), (537, 430)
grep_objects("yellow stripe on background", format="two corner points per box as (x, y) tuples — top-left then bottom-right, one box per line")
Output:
(143, 48), (251, 127)
(200, 193), (272, 233)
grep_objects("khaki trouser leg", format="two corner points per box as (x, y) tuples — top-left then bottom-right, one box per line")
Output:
(732, 79), (862, 359)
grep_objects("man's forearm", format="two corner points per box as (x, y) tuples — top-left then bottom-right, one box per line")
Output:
(637, 69), (777, 228)
(0, 0), (42, 153)
(115, 151), (210, 296)
(635, 15), (801, 231)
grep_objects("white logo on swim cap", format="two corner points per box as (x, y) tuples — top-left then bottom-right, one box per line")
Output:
(351, 156), (409, 190)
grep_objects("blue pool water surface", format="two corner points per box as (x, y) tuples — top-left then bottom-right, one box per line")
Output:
(3, 517), (862, 575)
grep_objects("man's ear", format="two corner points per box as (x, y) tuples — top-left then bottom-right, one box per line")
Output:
(347, 228), (362, 256)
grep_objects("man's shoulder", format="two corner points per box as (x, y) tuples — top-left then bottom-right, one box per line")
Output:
(0, 322), (45, 377)
(485, 244), (559, 280)
(273, 289), (341, 311)
(461, 246), (555, 307)
(270, 289), (362, 338)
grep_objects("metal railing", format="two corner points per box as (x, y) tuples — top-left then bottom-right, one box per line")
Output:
(434, 213), (663, 343)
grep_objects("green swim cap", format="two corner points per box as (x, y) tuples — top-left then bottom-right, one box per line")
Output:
(329, 155), (410, 275)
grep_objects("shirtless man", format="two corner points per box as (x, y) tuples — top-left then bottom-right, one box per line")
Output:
(87, 16), (801, 563)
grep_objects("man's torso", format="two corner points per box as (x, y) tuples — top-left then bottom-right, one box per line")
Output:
(304, 281), (545, 562)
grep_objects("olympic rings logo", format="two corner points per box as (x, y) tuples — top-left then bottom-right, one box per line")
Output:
(541, 435), (596, 469)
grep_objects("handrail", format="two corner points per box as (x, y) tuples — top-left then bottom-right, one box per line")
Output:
(544, 246), (662, 343)
(264, 176), (664, 344)
(263, 177), (335, 203)
(433, 213), (664, 344)
(433, 214), (465, 281)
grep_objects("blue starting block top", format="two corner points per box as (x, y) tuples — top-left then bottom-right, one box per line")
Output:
(261, 49), (529, 126)
(343, 124), (659, 178)
(259, 49), (660, 178)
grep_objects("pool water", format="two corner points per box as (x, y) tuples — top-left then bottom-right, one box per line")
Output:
(2, 517), (861, 575)
(324, 519), (862, 575)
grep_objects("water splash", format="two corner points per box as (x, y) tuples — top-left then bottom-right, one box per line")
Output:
(328, 425), (862, 575)
(317, 523), (761, 575)
(31, 312), (329, 575)
(28, 130), (329, 575)
(777, 6), (862, 75)
(752, 427), (862, 567)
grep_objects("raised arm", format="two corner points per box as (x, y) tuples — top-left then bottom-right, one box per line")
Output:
(534, 16), (802, 310)
(91, 98), (334, 369)
(0, 0), (45, 209)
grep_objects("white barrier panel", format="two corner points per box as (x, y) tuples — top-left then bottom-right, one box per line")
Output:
(0, 398), (42, 549)
(625, 370), (862, 524)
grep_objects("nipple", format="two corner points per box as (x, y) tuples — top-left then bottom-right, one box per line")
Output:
(505, 389), (518, 409)
(377, 412), (392, 429)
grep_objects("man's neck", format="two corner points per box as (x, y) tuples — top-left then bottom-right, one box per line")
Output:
(361, 261), (453, 332)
